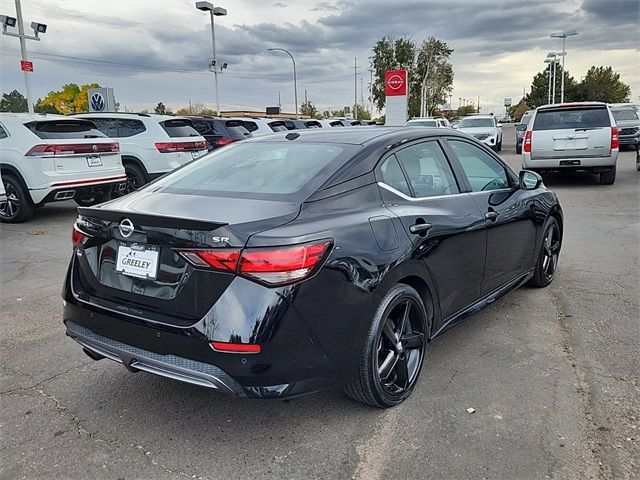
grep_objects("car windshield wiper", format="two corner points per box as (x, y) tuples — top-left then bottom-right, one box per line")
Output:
(575, 127), (602, 131)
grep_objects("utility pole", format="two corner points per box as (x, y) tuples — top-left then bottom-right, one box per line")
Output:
(2, 0), (48, 114)
(278, 91), (281, 108)
(368, 68), (374, 114)
(354, 58), (358, 120)
(304, 89), (308, 104)
(477, 95), (480, 113)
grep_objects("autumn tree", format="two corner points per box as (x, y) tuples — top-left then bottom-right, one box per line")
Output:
(300, 100), (318, 118)
(0, 90), (28, 112)
(40, 83), (101, 114)
(154, 102), (173, 115)
(577, 66), (631, 103)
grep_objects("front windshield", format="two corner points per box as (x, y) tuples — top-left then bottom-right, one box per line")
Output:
(613, 110), (639, 121)
(459, 118), (494, 128)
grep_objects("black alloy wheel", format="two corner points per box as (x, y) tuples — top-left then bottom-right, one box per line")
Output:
(529, 217), (561, 287)
(123, 163), (147, 194)
(345, 284), (428, 408)
(0, 175), (35, 223)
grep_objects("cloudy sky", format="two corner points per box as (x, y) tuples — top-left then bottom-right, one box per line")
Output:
(1, 0), (638, 115)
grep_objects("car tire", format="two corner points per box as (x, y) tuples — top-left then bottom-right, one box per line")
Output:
(124, 162), (147, 193)
(0, 174), (35, 223)
(496, 139), (502, 152)
(344, 284), (428, 408)
(599, 167), (616, 185)
(528, 216), (561, 288)
(516, 144), (522, 154)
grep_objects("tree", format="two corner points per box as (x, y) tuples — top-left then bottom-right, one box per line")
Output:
(370, 35), (453, 118)
(34, 98), (59, 114)
(0, 90), (28, 112)
(524, 64), (579, 108)
(40, 83), (101, 114)
(300, 100), (318, 118)
(154, 102), (173, 115)
(175, 103), (214, 116)
(577, 66), (631, 103)
(355, 104), (371, 120)
(507, 99), (530, 121)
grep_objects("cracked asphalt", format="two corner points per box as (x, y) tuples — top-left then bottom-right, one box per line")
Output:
(1, 125), (638, 480)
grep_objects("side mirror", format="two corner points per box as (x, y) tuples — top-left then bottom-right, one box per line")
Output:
(516, 124), (527, 131)
(519, 170), (542, 190)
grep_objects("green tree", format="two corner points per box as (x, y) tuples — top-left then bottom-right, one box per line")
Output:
(412, 37), (454, 117)
(507, 99), (530, 121)
(355, 104), (371, 120)
(370, 36), (416, 113)
(40, 83), (101, 114)
(34, 98), (59, 114)
(154, 102), (173, 115)
(0, 90), (28, 112)
(577, 66), (631, 103)
(300, 100), (318, 118)
(525, 65), (579, 108)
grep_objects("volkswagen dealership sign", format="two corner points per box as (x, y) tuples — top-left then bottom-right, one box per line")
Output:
(88, 87), (116, 112)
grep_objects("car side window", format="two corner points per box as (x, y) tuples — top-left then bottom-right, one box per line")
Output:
(379, 156), (412, 196)
(0, 123), (8, 139)
(193, 121), (216, 135)
(243, 121), (258, 133)
(89, 118), (118, 137)
(117, 119), (146, 137)
(448, 140), (510, 192)
(395, 141), (460, 197)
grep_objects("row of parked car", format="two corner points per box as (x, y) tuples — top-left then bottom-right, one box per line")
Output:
(407, 115), (504, 152)
(0, 112), (376, 222)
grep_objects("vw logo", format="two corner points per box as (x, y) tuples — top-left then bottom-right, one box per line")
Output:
(119, 218), (135, 238)
(92, 144), (98, 152)
(90, 92), (105, 111)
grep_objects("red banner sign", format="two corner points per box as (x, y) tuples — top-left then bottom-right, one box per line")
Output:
(20, 60), (34, 72)
(385, 70), (407, 96)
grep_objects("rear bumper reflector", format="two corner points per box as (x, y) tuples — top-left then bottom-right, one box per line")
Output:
(51, 175), (127, 188)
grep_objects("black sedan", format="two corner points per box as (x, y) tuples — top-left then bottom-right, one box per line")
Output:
(63, 127), (563, 408)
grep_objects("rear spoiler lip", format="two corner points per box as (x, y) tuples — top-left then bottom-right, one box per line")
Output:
(77, 207), (228, 231)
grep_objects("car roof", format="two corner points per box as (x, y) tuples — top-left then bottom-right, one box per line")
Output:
(72, 112), (183, 122)
(0, 113), (67, 122)
(244, 126), (467, 146)
(536, 101), (607, 111)
(460, 115), (494, 119)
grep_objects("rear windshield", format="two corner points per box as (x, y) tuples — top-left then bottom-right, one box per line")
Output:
(521, 112), (533, 125)
(152, 142), (358, 200)
(24, 120), (106, 139)
(304, 121), (321, 128)
(268, 121), (288, 132)
(533, 107), (610, 130)
(407, 120), (437, 127)
(458, 118), (494, 128)
(160, 119), (200, 138)
(223, 120), (250, 137)
(612, 109), (639, 121)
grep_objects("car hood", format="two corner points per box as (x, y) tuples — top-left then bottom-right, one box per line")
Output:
(458, 127), (496, 135)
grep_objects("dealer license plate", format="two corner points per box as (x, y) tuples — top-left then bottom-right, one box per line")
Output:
(86, 155), (103, 167)
(115, 244), (159, 279)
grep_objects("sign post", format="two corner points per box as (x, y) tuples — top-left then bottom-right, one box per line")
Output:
(385, 69), (408, 126)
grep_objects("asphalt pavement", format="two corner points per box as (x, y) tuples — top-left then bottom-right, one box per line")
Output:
(1, 124), (638, 480)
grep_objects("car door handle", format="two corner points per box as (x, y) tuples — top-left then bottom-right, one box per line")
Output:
(484, 211), (498, 221)
(409, 223), (433, 234)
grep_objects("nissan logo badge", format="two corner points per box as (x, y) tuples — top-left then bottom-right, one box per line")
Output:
(119, 218), (135, 238)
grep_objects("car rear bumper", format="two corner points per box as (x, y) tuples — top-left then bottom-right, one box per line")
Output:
(30, 175), (128, 204)
(523, 152), (618, 170)
(62, 264), (378, 399)
(619, 134), (640, 146)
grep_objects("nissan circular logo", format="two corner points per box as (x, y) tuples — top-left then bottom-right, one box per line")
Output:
(90, 92), (105, 111)
(119, 218), (135, 238)
(386, 74), (404, 91)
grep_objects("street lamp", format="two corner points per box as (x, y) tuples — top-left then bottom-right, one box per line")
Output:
(267, 47), (298, 119)
(196, 1), (227, 116)
(2, 0), (47, 114)
(546, 53), (559, 104)
(544, 58), (553, 105)
(551, 30), (578, 103)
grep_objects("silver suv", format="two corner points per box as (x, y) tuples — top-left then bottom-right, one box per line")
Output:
(522, 102), (619, 185)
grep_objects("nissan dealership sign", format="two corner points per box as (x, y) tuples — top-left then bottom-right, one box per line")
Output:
(385, 69), (408, 126)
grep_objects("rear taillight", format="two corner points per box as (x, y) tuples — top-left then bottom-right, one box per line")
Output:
(177, 240), (332, 286)
(523, 131), (532, 153)
(611, 127), (619, 150)
(26, 143), (119, 156)
(215, 137), (236, 146)
(72, 224), (91, 247)
(155, 141), (207, 153)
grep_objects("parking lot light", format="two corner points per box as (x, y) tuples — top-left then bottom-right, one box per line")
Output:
(267, 47), (298, 119)
(195, 1), (227, 116)
(546, 53), (559, 104)
(551, 31), (578, 103)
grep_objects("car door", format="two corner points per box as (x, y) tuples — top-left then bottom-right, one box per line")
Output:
(445, 139), (537, 295)
(377, 139), (487, 327)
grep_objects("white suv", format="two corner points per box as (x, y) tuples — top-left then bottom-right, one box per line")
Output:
(456, 115), (503, 151)
(522, 102), (619, 185)
(75, 113), (207, 189)
(231, 117), (289, 137)
(0, 114), (126, 223)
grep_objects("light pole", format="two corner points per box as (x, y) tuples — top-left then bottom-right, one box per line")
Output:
(544, 58), (553, 104)
(551, 31), (578, 103)
(268, 48), (298, 119)
(2, 0), (47, 114)
(547, 53), (558, 104)
(196, 1), (227, 116)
